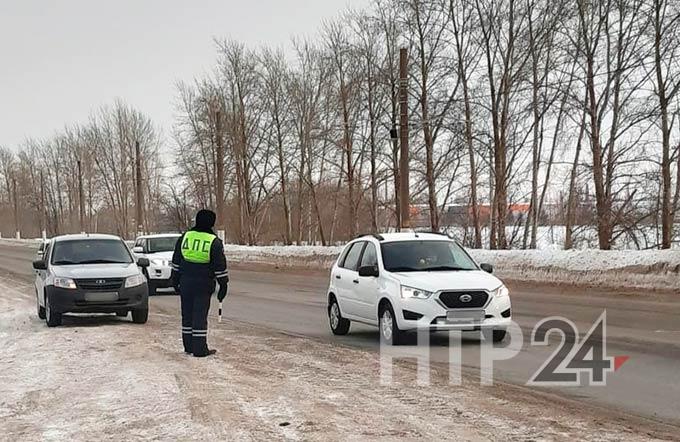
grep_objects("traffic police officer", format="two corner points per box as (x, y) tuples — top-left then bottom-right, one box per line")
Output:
(171, 209), (229, 357)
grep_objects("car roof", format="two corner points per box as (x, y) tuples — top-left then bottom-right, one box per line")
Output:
(136, 233), (181, 239)
(51, 233), (123, 242)
(357, 232), (454, 243)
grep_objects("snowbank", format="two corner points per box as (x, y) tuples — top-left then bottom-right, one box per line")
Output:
(0, 238), (42, 248)
(224, 244), (680, 292)
(469, 248), (680, 292)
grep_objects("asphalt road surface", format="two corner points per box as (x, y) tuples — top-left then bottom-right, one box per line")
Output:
(4, 242), (679, 429)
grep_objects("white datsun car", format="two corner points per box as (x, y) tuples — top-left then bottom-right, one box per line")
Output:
(326, 232), (511, 345)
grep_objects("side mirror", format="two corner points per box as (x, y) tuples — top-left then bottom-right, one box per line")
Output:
(358, 265), (379, 277)
(33, 260), (47, 270)
(137, 257), (150, 268)
(480, 263), (493, 274)
(132, 246), (144, 254)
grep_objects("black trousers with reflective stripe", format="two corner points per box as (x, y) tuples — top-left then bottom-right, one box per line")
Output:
(179, 277), (215, 356)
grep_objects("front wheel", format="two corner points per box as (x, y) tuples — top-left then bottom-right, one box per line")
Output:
(131, 309), (148, 324)
(328, 298), (350, 335)
(379, 303), (405, 345)
(483, 329), (507, 343)
(492, 329), (507, 342)
(45, 293), (62, 327)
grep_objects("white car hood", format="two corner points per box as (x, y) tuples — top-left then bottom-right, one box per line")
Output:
(52, 263), (140, 279)
(389, 270), (503, 293)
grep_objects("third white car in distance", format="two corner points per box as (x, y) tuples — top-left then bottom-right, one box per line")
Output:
(326, 232), (512, 345)
(132, 233), (181, 295)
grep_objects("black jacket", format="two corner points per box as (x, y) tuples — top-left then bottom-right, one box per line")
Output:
(171, 227), (229, 286)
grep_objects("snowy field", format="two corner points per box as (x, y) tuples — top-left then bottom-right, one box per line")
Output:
(0, 273), (665, 441)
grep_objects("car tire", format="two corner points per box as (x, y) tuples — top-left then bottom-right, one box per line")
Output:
(483, 329), (507, 343)
(116, 311), (128, 318)
(131, 309), (148, 324)
(379, 303), (405, 346)
(328, 298), (350, 335)
(45, 293), (62, 327)
(148, 282), (157, 296)
(36, 291), (46, 320)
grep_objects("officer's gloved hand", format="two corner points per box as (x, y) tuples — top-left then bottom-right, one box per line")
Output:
(217, 283), (228, 302)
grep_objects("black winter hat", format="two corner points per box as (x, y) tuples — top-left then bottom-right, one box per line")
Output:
(195, 209), (216, 229)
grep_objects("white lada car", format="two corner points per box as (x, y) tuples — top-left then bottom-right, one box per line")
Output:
(326, 232), (512, 345)
(132, 233), (181, 295)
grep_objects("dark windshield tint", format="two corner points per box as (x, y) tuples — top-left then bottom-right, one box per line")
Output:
(380, 241), (477, 272)
(51, 239), (133, 265)
(147, 237), (180, 253)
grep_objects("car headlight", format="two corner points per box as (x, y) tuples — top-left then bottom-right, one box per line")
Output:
(493, 285), (510, 299)
(125, 274), (146, 288)
(54, 277), (77, 290)
(150, 258), (167, 267)
(401, 285), (433, 299)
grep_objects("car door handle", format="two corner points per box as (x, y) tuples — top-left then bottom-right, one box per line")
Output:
(353, 279), (359, 284)
(335, 275), (341, 280)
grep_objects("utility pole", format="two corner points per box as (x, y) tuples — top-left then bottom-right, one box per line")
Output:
(135, 141), (144, 236)
(399, 47), (410, 231)
(12, 177), (19, 239)
(40, 171), (46, 239)
(77, 159), (85, 233)
(390, 125), (401, 229)
(215, 109), (225, 242)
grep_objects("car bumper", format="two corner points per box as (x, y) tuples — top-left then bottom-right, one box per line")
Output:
(147, 265), (172, 281)
(46, 284), (148, 313)
(395, 293), (512, 331)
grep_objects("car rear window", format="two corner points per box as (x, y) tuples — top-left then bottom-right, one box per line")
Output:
(51, 239), (133, 265)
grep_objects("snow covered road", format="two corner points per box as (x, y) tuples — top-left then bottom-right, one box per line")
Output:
(0, 272), (673, 441)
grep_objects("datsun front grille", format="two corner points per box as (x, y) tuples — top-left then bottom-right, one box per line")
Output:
(438, 291), (489, 309)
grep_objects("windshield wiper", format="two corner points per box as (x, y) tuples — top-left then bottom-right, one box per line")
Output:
(52, 260), (78, 265)
(77, 259), (129, 264)
(423, 266), (472, 271)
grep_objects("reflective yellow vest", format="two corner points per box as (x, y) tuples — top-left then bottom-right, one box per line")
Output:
(181, 231), (216, 264)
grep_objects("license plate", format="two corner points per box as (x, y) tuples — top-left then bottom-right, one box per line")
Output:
(446, 309), (484, 323)
(84, 292), (119, 302)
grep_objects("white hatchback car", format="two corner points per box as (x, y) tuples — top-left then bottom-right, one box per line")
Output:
(327, 232), (512, 344)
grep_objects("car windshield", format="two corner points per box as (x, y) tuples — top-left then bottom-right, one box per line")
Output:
(51, 239), (133, 265)
(147, 236), (179, 253)
(380, 240), (478, 272)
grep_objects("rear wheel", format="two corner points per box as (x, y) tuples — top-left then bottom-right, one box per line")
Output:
(45, 293), (62, 327)
(379, 303), (405, 345)
(36, 291), (46, 320)
(328, 298), (350, 335)
(131, 309), (148, 324)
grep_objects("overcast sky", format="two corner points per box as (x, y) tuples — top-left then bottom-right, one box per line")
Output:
(0, 0), (369, 150)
